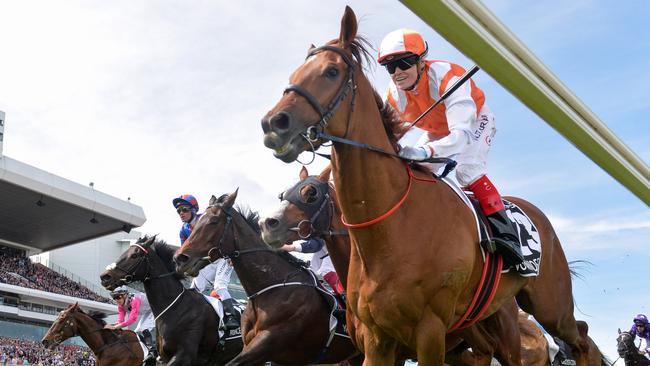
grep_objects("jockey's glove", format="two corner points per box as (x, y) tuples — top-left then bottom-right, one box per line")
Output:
(398, 145), (432, 161)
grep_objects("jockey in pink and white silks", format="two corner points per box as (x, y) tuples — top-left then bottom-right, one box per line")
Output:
(173, 194), (239, 330)
(106, 286), (156, 362)
(377, 28), (524, 267)
(281, 238), (345, 299)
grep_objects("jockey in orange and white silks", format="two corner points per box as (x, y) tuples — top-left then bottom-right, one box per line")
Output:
(378, 28), (524, 267)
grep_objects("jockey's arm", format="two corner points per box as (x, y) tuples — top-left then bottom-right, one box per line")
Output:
(290, 238), (325, 254)
(115, 296), (141, 328)
(424, 81), (475, 157)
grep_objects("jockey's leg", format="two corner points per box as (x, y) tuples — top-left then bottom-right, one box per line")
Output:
(323, 271), (345, 297)
(466, 174), (524, 266)
(140, 329), (157, 363)
(217, 288), (240, 331)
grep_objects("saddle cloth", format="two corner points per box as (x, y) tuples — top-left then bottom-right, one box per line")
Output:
(441, 177), (541, 277)
(201, 295), (245, 340)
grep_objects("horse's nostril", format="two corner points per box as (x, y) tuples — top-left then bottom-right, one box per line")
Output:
(265, 217), (280, 229)
(270, 112), (291, 131)
(100, 274), (111, 281)
(175, 253), (189, 264)
(261, 117), (271, 133)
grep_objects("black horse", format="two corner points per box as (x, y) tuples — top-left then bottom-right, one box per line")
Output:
(100, 236), (243, 366)
(174, 191), (361, 366)
(617, 330), (650, 366)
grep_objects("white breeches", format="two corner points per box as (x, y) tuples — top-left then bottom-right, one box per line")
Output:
(191, 258), (233, 294)
(309, 247), (335, 277)
(135, 311), (155, 333)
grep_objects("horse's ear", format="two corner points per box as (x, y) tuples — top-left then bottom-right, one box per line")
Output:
(209, 195), (218, 207)
(299, 166), (309, 181)
(308, 44), (316, 52)
(73, 302), (79, 310)
(222, 189), (239, 210)
(618, 328), (622, 334)
(318, 165), (332, 182)
(143, 235), (156, 248)
(338, 6), (358, 48)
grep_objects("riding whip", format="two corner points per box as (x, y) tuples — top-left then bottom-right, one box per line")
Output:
(407, 65), (481, 129)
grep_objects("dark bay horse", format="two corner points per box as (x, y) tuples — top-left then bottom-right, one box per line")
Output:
(260, 6), (588, 366)
(41, 303), (143, 366)
(617, 330), (650, 366)
(100, 237), (243, 365)
(258, 165), (522, 366)
(173, 192), (361, 366)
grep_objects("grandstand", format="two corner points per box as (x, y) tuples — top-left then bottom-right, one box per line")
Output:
(0, 110), (146, 364)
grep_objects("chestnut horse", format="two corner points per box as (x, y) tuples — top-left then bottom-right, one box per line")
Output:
(173, 194), (361, 366)
(260, 6), (588, 366)
(41, 303), (144, 366)
(259, 165), (522, 366)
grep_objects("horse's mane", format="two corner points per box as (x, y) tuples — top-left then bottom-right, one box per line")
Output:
(137, 236), (183, 277)
(234, 205), (261, 235)
(327, 36), (408, 146)
(87, 310), (107, 326)
(231, 205), (309, 268)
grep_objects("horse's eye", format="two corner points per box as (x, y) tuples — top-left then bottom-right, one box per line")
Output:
(325, 66), (339, 79)
(130, 253), (139, 259)
(305, 187), (318, 203)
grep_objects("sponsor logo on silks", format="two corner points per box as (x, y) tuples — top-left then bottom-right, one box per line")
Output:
(229, 328), (242, 336)
(560, 360), (576, 366)
(472, 115), (490, 141)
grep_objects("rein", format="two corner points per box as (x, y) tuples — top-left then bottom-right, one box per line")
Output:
(200, 204), (316, 299)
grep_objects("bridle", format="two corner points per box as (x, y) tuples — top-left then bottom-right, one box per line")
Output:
(284, 43), (457, 178)
(203, 204), (274, 263)
(617, 331), (641, 359)
(278, 177), (347, 239)
(49, 311), (137, 358)
(111, 243), (175, 285)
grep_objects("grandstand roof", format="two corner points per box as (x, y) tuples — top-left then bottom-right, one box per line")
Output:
(0, 155), (146, 252)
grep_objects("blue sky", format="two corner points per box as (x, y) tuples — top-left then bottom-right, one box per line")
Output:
(0, 0), (647, 360)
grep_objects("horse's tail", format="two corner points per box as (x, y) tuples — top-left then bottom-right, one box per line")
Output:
(568, 260), (592, 281)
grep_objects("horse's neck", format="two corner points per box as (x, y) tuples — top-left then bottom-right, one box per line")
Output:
(331, 79), (417, 247)
(230, 217), (309, 296)
(323, 190), (350, 287)
(75, 315), (110, 355)
(143, 251), (184, 316)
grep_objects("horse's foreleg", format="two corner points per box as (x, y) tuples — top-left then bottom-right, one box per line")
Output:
(225, 330), (274, 366)
(414, 312), (446, 366)
(361, 327), (398, 366)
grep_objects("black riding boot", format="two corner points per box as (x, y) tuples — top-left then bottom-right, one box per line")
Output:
(487, 209), (525, 267)
(222, 298), (240, 330)
(141, 329), (157, 364)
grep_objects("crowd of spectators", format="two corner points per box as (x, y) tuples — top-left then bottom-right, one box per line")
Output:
(0, 336), (95, 365)
(0, 249), (111, 304)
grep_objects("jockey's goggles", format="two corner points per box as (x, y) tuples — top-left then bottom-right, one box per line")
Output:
(636, 322), (646, 327)
(382, 54), (420, 74)
(111, 294), (125, 300)
(176, 206), (192, 214)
